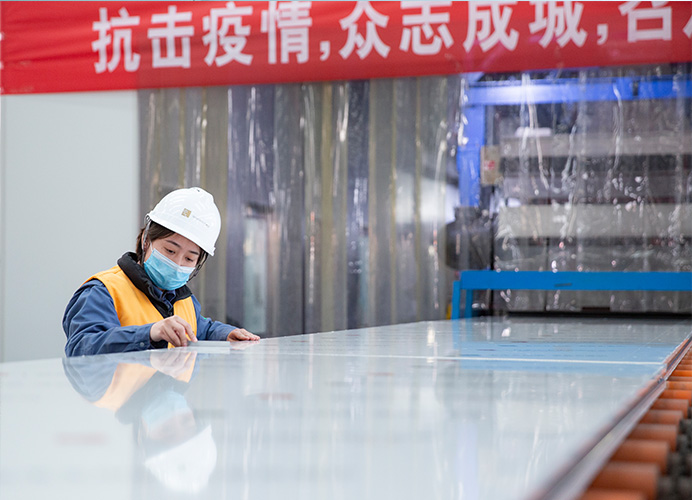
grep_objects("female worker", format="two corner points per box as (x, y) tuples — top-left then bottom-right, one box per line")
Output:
(63, 187), (259, 356)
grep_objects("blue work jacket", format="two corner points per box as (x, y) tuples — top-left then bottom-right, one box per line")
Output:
(63, 253), (235, 357)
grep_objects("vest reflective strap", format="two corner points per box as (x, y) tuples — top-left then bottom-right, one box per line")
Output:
(89, 266), (198, 339)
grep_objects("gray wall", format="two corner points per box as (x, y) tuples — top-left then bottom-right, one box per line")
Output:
(0, 92), (139, 361)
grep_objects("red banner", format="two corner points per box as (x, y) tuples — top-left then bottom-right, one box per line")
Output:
(1, 1), (692, 95)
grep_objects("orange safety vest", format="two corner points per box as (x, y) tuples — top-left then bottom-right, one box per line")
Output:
(89, 265), (197, 336)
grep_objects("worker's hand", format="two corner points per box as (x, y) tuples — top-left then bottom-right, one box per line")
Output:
(227, 328), (260, 342)
(150, 315), (197, 347)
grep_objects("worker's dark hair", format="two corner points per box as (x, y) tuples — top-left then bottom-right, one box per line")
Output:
(135, 221), (208, 275)
(136, 221), (173, 264)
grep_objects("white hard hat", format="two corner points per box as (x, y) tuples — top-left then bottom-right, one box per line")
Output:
(147, 187), (221, 256)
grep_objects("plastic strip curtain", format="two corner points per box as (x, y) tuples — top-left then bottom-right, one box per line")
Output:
(139, 77), (459, 336)
(486, 64), (691, 314)
(139, 65), (690, 325)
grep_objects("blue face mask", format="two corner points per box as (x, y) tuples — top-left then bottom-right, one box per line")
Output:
(144, 248), (195, 290)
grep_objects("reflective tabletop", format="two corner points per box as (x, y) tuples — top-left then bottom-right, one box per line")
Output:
(1, 317), (690, 500)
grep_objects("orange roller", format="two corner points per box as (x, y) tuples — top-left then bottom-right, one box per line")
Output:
(640, 409), (684, 426)
(673, 369), (692, 377)
(651, 398), (690, 413)
(581, 488), (646, 500)
(666, 381), (692, 391)
(610, 439), (669, 473)
(590, 462), (659, 500)
(659, 389), (692, 403)
(667, 376), (692, 383)
(628, 423), (679, 451)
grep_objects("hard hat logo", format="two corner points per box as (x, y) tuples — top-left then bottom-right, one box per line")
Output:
(191, 214), (211, 228)
(147, 187), (222, 256)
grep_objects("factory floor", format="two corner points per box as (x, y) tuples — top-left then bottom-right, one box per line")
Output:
(0, 317), (690, 500)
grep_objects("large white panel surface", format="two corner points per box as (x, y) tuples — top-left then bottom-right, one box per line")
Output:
(0, 91), (139, 361)
(1, 317), (690, 500)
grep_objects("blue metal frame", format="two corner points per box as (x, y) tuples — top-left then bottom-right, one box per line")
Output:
(457, 70), (487, 208)
(451, 271), (692, 319)
(466, 75), (692, 106)
(457, 105), (484, 207)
